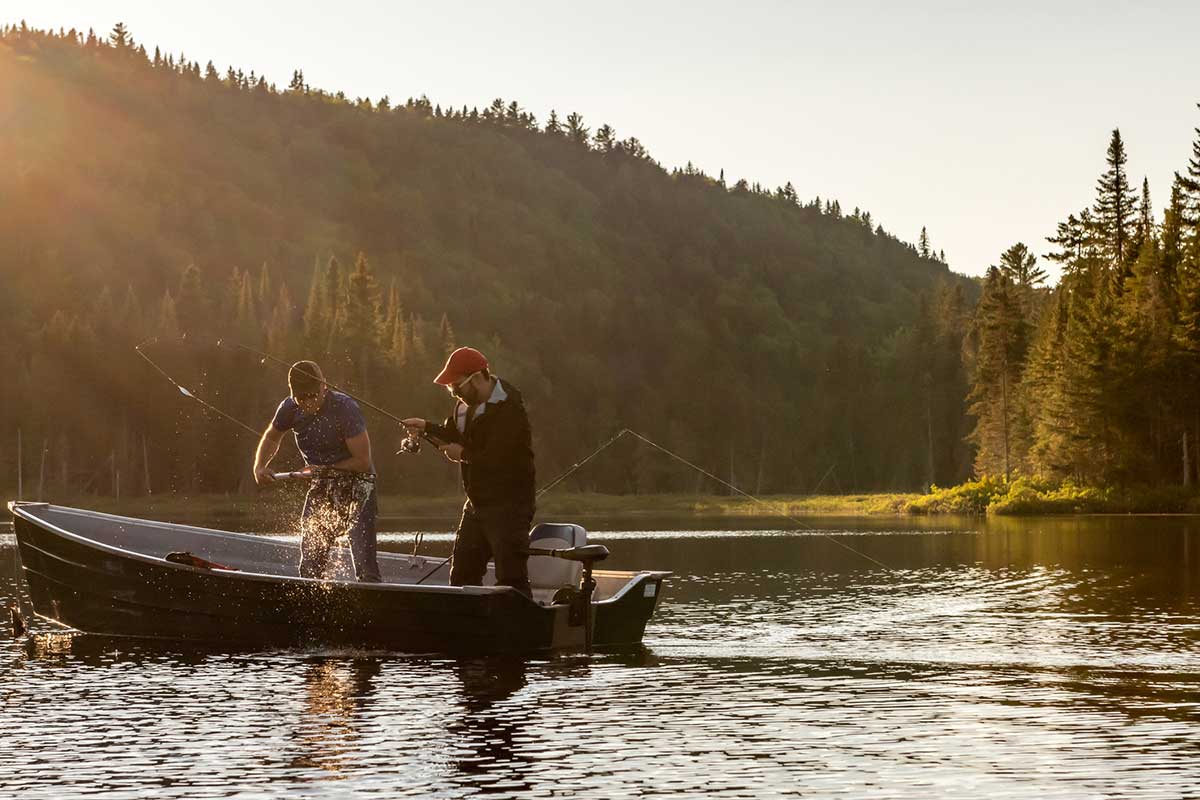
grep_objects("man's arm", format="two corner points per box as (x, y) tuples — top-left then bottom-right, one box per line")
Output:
(402, 414), (459, 446)
(333, 430), (374, 474)
(253, 425), (285, 485)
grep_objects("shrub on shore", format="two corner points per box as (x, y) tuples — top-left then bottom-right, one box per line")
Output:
(906, 477), (1200, 515)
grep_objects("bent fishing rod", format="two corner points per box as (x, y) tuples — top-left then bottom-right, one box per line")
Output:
(135, 338), (363, 481)
(134, 337), (263, 439)
(215, 339), (411, 429)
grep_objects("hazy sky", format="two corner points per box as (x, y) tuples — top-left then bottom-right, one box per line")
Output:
(17, 1), (1200, 280)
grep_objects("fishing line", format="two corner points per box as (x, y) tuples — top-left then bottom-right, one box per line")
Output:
(215, 340), (410, 428)
(414, 428), (636, 585)
(134, 337), (262, 438)
(417, 427), (890, 583)
(137, 338), (889, 571)
(620, 429), (890, 570)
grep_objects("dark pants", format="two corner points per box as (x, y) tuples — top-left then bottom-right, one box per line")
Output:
(450, 500), (534, 597)
(299, 474), (381, 582)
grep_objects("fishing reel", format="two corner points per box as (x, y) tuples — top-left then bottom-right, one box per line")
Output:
(397, 431), (423, 455)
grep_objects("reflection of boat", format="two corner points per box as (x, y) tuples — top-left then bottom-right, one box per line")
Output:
(8, 502), (670, 653)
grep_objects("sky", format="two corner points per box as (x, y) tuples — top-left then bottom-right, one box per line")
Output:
(15, 1), (1200, 280)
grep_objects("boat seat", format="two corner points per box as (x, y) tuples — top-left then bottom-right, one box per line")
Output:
(527, 523), (587, 593)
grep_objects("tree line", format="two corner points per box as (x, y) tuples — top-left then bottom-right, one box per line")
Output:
(1, 22), (973, 500)
(966, 119), (1200, 487)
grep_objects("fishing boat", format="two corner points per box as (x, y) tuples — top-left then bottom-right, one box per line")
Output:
(8, 501), (670, 653)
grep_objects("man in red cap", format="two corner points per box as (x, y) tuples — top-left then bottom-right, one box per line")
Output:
(402, 347), (536, 597)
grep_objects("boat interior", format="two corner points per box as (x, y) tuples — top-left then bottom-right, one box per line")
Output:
(13, 503), (644, 605)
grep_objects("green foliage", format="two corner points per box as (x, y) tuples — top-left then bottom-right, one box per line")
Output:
(904, 475), (1011, 515)
(963, 108), (1200, 492)
(0, 25), (972, 499)
(964, 267), (1031, 479)
(909, 476), (1200, 515)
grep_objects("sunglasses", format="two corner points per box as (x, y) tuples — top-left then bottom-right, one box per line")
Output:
(447, 372), (478, 398)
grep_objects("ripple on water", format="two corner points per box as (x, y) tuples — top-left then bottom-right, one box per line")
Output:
(2, 522), (1200, 798)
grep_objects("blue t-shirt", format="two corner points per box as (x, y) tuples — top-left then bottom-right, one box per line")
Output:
(271, 391), (366, 467)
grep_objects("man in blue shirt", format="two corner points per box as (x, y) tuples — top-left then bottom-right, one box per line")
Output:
(252, 360), (382, 582)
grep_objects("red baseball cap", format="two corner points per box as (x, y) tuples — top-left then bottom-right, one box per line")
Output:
(434, 347), (489, 385)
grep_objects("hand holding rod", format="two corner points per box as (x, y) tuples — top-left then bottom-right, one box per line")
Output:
(271, 471), (313, 481)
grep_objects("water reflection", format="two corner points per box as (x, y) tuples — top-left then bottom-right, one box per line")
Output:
(447, 656), (532, 793)
(4, 518), (1200, 798)
(291, 658), (383, 777)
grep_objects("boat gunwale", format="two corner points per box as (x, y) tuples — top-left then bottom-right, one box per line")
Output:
(9, 502), (670, 606)
(9, 501), (516, 598)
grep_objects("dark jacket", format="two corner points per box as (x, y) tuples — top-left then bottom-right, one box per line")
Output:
(426, 378), (536, 509)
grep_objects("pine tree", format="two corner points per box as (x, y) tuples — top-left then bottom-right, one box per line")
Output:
(1057, 269), (1123, 482)
(175, 264), (209, 335)
(918, 227), (931, 259)
(158, 290), (180, 338)
(594, 124), (616, 153)
(1130, 177), (1155, 260)
(997, 242), (1047, 289)
(1026, 289), (1072, 477)
(1091, 129), (1138, 273)
(382, 281), (407, 367)
(437, 312), (456, 355)
(965, 268), (1031, 480)
(1161, 174), (1187, 288)
(109, 22), (131, 49)
(1181, 104), (1200, 225)
(235, 270), (258, 337)
(266, 284), (294, 355)
(302, 258), (328, 348)
(1180, 107), (1200, 276)
(565, 112), (589, 146)
(256, 262), (272, 312)
(333, 252), (383, 391)
(120, 285), (144, 340)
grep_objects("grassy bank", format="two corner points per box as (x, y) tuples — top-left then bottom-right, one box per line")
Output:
(16, 482), (1195, 520)
(11, 491), (919, 520)
(906, 477), (1200, 515)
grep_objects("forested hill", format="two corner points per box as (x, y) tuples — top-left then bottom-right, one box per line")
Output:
(0, 24), (975, 499)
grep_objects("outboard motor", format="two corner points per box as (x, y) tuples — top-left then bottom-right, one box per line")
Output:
(527, 523), (610, 652)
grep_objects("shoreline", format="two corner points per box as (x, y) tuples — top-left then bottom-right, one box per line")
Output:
(8, 489), (1200, 521)
(6, 491), (917, 520)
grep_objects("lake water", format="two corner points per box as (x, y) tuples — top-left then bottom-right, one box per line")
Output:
(2, 513), (1199, 798)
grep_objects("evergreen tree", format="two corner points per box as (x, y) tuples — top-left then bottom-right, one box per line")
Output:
(594, 124), (616, 153)
(1161, 175), (1187, 287)
(1091, 129), (1138, 272)
(1026, 289), (1072, 477)
(266, 284), (294, 355)
(965, 268), (1031, 480)
(333, 252), (383, 391)
(302, 258), (328, 349)
(565, 112), (589, 146)
(109, 22), (130, 49)
(175, 264), (209, 335)
(997, 242), (1047, 289)
(918, 226), (931, 259)
(158, 290), (180, 338)
(437, 312), (456, 355)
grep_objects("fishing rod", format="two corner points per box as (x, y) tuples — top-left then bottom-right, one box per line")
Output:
(134, 337), (263, 439)
(139, 337), (890, 570)
(135, 341), (375, 486)
(142, 336), (428, 456)
(215, 339), (410, 428)
(415, 426), (890, 585)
